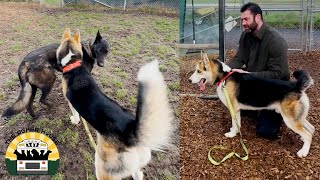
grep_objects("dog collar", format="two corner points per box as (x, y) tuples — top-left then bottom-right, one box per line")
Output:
(216, 71), (235, 86)
(62, 60), (82, 73)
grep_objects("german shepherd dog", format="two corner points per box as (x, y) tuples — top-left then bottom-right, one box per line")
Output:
(1, 30), (110, 120)
(57, 28), (173, 179)
(189, 53), (315, 157)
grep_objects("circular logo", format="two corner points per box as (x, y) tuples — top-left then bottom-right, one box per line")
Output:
(5, 132), (60, 175)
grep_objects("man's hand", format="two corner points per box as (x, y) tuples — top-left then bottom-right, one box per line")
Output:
(232, 69), (250, 73)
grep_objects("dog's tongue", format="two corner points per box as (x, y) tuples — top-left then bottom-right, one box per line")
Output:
(199, 79), (206, 91)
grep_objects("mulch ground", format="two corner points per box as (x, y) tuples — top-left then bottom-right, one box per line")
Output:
(179, 50), (320, 179)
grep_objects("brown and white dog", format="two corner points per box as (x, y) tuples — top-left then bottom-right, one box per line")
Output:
(57, 28), (173, 179)
(189, 53), (315, 157)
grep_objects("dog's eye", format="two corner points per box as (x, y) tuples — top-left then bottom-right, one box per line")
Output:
(197, 70), (201, 73)
(204, 66), (207, 71)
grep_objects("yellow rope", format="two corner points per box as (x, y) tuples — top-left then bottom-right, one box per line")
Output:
(81, 117), (97, 150)
(208, 84), (249, 165)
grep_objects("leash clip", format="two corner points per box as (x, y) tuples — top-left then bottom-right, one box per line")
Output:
(222, 80), (226, 88)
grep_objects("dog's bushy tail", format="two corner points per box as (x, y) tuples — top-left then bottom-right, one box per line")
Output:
(135, 60), (174, 151)
(293, 70), (314, 91)
(2, 67), (32, 119)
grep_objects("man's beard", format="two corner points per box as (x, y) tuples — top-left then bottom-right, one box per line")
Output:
(244, 17), (258, 33)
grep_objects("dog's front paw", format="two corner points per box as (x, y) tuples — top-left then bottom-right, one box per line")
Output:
(224, 131), (237, 138)
(70, 116), (80, 124)
(297, 148), (309, 158)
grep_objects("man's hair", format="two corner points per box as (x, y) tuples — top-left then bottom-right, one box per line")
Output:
(241, 2), (263, 20)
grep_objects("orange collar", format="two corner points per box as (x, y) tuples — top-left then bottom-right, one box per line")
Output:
(216, 71), (235, 86)
(62, 60), (82, 73)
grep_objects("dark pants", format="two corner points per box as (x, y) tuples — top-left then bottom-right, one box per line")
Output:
(256, 110), (283, 140)
(242, 110), (283, 140)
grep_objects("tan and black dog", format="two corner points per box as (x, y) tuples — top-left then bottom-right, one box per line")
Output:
(189, 53), (314, 158)
(57, 28), (173, 180)
(1, 30), (110, 120)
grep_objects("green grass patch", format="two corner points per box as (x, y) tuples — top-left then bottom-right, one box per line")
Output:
(264, 12), (301, 28)
(10, 42), (22, 53)
(112, 67), (129, 78)
(83, 150), (94, 169)
(0, 39), (5, 46)
(159, 64), (168, 72)
(52, 172), (64, 180)
(129, 95), (137, 105)
(34, 118), (64, 129)
(42, 0), (61, 6)
(6, 113), (32, 127)
(4, 75), (19, 89)
(157, 45), (174, 59)
(101, 77), (124, 89)
(168, 81), (180, 91)
(162, 174), (175, 180)
(5, 58), (17, 65)
(153, 19), (178, 34)
(174, 108), (179, 117)
(116, 89), (127, 99)
(57, 128), (79, 148)
(0, 92), (6, 101)
(165, 59), (179, 70)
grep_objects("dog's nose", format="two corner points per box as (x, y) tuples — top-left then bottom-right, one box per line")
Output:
(188, 79), (192, 83)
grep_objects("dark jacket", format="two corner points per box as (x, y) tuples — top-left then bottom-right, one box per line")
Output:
(228, 23), (289, 80)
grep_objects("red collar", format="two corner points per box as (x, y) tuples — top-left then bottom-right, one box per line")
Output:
(62, 60), (82, 73)
(216, 71), (235, 86)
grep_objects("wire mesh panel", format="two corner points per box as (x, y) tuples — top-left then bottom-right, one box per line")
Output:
(311, 0), (320, 50)
(181, 0), (219, 45)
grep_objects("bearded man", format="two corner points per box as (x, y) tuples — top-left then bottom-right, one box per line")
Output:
(228, 2), (290, 140)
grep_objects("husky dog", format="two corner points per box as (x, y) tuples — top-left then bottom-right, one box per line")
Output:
(1, 31), (110, 120)
(189, 53), (315, 157)
(58, 28), (173, 179)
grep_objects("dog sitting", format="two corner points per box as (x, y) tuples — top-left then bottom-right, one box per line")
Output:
(189, 53), (314, 158)
(1, 30), (110, 120)
(57, 28), (173, 179)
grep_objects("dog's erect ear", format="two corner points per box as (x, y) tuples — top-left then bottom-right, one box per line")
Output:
(201, 50), (203, 60)
(95, 30), (102, 42)
(203, 53), (209, 65)
(61, 28), (71, 42)
(74, 29), (81, 43)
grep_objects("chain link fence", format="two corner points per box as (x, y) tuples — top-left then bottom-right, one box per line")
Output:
(310, 0), (320, 50)
(61, 0), (179, 9)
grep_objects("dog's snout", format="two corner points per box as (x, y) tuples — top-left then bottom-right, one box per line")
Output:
(188, 79), (192, 83)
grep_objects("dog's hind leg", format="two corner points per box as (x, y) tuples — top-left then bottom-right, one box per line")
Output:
(299, 93), (315, 135)
(26, 85), (37, 118)
(282, 116), (312, 157)
(39, 85), (54, 109)
(280, 98), (312, 157)
(39, 69), (56, 109)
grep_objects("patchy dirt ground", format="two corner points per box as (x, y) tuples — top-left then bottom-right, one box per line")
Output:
(180, 50), (320, 179)
(0, 2), (179, 180)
